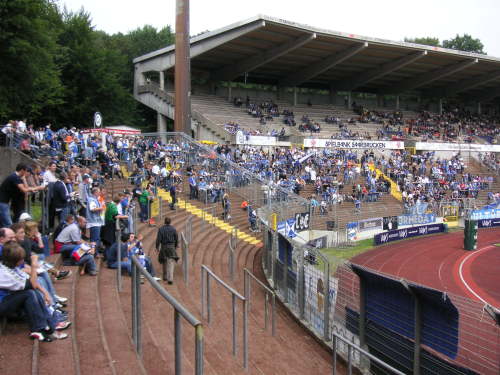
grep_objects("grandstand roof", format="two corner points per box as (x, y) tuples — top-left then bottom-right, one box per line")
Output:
(134, 15), (500, 103)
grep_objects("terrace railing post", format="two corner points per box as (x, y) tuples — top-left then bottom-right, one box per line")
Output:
(136, 263), (142, 357)
(174, 310), (182, 375)
(271, 294), (276, 337)
(298, 248), (305, 319)
(116, 219), (122, 292)
(232, 294), (237, 356)
(323, 262), (330, 341)
(347, 344), (352, 375)
(332, 333), (337, 375)
(195, 325), (204, 375)
(132, 262), (137, 348)
(243, 298), (248, 370)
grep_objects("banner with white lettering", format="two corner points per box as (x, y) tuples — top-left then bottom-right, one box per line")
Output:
(477, 218), (500, 228)
(358, 217), (383, 232)
(374, 223), (445, 245)
(304, 138), (404, 149)
(415, 142), (500, 153)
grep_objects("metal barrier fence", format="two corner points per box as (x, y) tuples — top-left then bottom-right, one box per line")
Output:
(243, 268), (276, 336)
(131, 256), (204, 374)
(200, 265), (248, 369)
(332, 329), (405, 375)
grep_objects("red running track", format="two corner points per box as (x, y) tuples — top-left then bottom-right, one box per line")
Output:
(349, 227), (500, 375)
(351, 227), (500, 307)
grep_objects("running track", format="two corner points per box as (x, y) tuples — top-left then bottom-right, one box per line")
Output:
(348, 227), (500, 375)
(351, 228), (500, 307)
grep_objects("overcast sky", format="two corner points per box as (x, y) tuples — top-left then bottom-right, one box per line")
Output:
(60, 0), (500, 57)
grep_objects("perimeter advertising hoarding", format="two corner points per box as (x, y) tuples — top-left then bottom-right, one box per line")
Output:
(358, 217), (383, 232)
(398, 213), (436, 226)
(470, 208), (500, 220)
(478, 218), (500, 228)
(415, 142), (500, 153)
(374, 223), (445, 245)
(303, 138), (404, 149)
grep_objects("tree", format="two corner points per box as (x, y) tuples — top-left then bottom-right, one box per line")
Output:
(404, 37), (441, 47)
(0, 0), (64, 121)
(442, 34), (486, 54)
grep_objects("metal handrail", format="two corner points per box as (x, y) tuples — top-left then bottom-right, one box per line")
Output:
(228, 238), (235, 281)
(115, 218), (122, 292)
(332, 330), (405, 375)
(244, 268), (276, 336)
(131, 256), (204, 374)
(200, 265), (248, 369)
(181, 232), (189, 284)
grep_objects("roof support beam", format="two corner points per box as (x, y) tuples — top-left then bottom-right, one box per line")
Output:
(337, 50), (427, 91)
(211, 32), (316, 82)
(279, 42), (368, 87)
(434, 70), (500, 97)
(474, 86), (500, 103)
(384, 58), (478, 94)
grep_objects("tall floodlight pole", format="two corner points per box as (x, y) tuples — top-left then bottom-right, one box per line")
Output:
(174, 0), (191, 134)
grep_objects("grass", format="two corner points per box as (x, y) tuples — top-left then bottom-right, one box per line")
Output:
(317, 238), (378, 274)
(30, 201), (42, 222)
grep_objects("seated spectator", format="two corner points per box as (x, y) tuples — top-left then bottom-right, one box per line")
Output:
(0, 241), (68, 341)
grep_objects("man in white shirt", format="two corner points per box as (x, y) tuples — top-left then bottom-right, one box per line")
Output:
(43, 162), (58, 186)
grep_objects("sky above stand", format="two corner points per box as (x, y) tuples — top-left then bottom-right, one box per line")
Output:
(60, 0), (500, 57)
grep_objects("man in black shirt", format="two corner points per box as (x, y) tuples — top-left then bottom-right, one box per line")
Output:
(155, 217), (178, 284)
(0, 163), (43, 226)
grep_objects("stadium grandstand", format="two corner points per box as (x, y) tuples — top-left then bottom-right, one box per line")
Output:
(0, 14), (499, 375)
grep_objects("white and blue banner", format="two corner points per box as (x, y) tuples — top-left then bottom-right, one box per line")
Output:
(470, 208), (500, 220)
(398, 213), (436, 226)
(278, 218), (297, 238)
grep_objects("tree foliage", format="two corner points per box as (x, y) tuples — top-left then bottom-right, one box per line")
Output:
(442, 34), (486, 54)
(404, 34), (486, 55)
(404, 37), (440, 47)
(0, 0), (174, 129)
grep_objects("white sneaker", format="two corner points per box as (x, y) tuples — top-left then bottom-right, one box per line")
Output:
(55, 295), (68, 303)
(153, 277), (161, 281)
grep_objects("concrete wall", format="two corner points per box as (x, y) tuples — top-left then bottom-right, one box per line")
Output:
(0, 147), (41, 178)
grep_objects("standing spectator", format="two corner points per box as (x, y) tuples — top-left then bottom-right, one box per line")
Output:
(52, 173), (71, 226)
(138, 184), (153, 223)
(155, 217), (178, 284)
(222, 193), (231, 220)
(0, 163), (42, 226)
(169, 182), (177, 210)
(85, 187), (105, 252)
(101, 196), (128, 251)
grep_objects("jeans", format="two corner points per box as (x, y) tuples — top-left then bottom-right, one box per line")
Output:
(61, 244), (78, 265)
(0, 289), (54, 333)
(108, 261), (131, 275)
(37, 272), (57, 305)
(0, 202), (12, 227)
(77, 254), (96, 273)
(89, 226), (101, 250)
(139, 202), (148, 222)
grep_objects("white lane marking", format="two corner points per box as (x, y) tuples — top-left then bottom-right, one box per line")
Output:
(458, 247), (493, 305)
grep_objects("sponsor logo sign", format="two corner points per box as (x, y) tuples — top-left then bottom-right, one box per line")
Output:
(357, 217), (383, 232)
(294, 212), (310, 232)
(415, 142), (500, 153)
(374, 223), (445, 245)
(303, 138), (404, 149)
(383, 216), (399, 230)
(398, 213), (436, 226)
(478, 218), (500, 228)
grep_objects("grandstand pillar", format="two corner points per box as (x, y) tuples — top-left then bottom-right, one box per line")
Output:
(293, 87), (298, 106)
(438, 98), (443, 114)
(159, 70), (165, 90)
(329, 88), (337, 105)
(376, 94), (382, 108)
(228, 84), (232, 101)
(395, 95), (400, 110)
(347, 92), (352, 109)
(174, 0), (191, 134)
(477, 101), (482, 114)
(157, 112), (167, 134)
